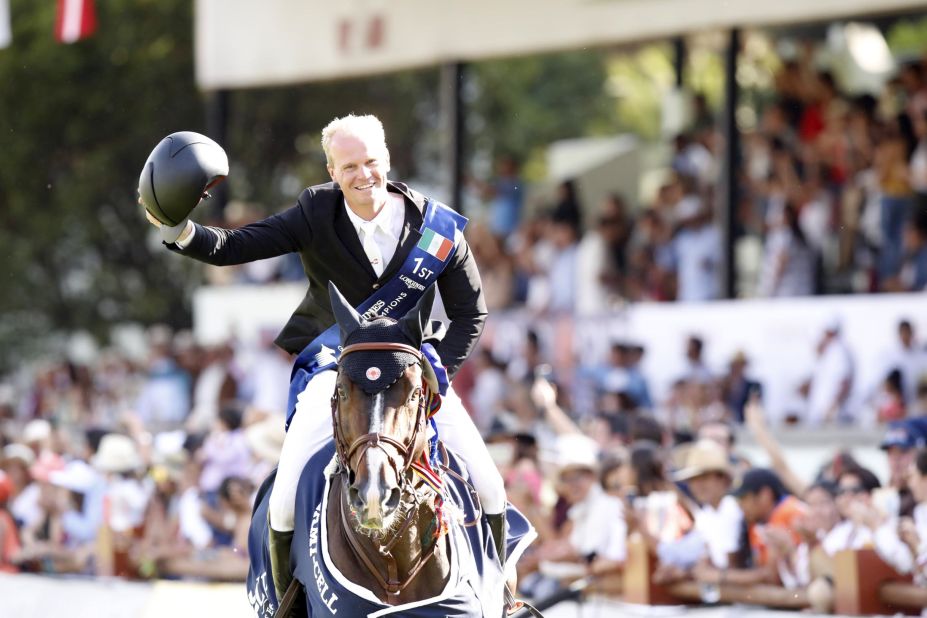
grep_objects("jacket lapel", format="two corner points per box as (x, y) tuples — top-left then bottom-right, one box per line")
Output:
(332, 192), (379, 279)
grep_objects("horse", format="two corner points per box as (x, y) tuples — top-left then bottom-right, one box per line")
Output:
(247, 285), (535, 617)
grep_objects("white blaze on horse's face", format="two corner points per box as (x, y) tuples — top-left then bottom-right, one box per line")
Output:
(345, 366), (422, 533)
(362, 392), (388, 525)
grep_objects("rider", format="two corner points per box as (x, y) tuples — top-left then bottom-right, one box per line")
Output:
(139, 114), (508, 601)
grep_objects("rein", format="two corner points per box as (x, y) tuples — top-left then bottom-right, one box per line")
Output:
(331, 340), (444, 599)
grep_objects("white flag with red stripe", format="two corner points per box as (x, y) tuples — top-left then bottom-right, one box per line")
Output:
(0, 0), (11, 49)
(55, 0), (96, 44)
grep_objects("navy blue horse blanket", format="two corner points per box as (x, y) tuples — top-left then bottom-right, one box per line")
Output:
(247, 441), (536, 617)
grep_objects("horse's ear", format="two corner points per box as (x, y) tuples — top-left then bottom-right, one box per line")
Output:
(398, 285), (435, 348)
(329, 282), (363, 343)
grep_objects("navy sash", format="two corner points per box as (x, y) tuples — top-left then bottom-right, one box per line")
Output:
(285, 199), (466, 427)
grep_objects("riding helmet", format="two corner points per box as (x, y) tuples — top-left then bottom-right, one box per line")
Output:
(138, 131), (228, 226)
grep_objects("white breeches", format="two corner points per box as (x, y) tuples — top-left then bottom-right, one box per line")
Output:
(268, 370), (507, 532)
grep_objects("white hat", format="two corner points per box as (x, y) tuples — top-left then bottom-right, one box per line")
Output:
(92, 434), (143, 473)
(23, 419), (51, 443)
(49, 460), (99, 494)
(2, 443), (36, 467)
(553, 434), (600, 471)
(245, 419), (286, 464)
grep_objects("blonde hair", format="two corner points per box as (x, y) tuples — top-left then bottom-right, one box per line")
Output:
(321, 114), (388, 166)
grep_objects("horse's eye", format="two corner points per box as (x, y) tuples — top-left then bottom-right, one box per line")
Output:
(337, 386), (348, 402)
(409, 388), (422, 404)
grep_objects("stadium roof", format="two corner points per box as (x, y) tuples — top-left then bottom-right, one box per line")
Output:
(195, 0), (924, 89)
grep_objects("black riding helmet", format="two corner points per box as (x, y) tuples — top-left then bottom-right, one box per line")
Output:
(138, 131), (228, 226)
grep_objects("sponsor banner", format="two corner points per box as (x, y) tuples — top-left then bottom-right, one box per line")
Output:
(194, 0), (923, 88)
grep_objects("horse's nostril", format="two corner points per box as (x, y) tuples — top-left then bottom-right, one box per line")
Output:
(384, 487), (401, 511)
(348, 486), (365, 511)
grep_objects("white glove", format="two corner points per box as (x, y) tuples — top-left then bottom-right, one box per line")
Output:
(160, 218), (193, 244)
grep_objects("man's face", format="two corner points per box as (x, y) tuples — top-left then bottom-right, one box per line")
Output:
(688, 472), (729, 508)
(327, 132), (391, 213)
(737, 488), (771, 525)
(835, 473), (870, 519)
(887, 446), (915, 488)
(557, 466), (596, 505)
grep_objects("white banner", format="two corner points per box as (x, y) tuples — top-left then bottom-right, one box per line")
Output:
(195, 0), (924, 89)
(193, 283), (927, 425)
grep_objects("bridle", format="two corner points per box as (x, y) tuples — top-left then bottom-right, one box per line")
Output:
(331, 342), (429, 493)
(330, 340), (440, 598)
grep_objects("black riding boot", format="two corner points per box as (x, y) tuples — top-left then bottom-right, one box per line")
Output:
(268, 526), (295, 609)
(486, 512), (507, 566)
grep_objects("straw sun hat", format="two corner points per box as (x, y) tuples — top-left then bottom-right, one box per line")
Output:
(673, 439), (732, 482)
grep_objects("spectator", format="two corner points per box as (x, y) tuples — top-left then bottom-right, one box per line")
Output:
(134, 326), (192, 432)
(719, 350), (762, 423)
(575, 193), (631, 315)
(875, 369), (907, 423)
(698, 468), (808, 587)
(672, 179), (721, 302)
(756, 202), (816, 297)
(880, 418), (927, 518)
(656, 440), (744, 580)
(92, 433), (150, 577)
(821, 467), (883, 556)
(197, 404), (252, 497)
(886, 205), (927, 292)
(867, 447), (927, 586)
(486, 155), (524, 239)
(2, 444), (40, 530)
(803, 316), (854, 425)
(533, 434), (626, 588)
(0, 471), (21, 572)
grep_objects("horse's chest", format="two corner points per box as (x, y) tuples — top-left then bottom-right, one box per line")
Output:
(296, 500), (480, 617)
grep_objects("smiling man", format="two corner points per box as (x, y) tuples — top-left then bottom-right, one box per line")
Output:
(140, 114), (503, 603)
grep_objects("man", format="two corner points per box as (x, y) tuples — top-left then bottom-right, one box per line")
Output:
(880, 418), (927, 518)
(530, 434), (625, 598)
(140, 115), (505, 600)
(693, 468), (807, 587)
(805, 316), (854, 426)
(655, 440), (744, 580)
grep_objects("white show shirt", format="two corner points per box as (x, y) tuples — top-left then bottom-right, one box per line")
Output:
(342, 193), (405, 276)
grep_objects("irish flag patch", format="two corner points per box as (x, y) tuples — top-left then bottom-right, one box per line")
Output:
(418, 228), (454, 261)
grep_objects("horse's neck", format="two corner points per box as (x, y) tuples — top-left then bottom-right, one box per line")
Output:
(328, 474), (451, 605)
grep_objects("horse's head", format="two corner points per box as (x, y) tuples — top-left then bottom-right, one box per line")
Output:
(329, 283), (437, 533)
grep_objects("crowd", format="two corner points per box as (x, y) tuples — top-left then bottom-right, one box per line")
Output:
(457, 331), (927, 611)
(0, 325), (291, 580)
(0, 301), (924, 602)
(467, 51), (927, 311)
(181, 53), (927, 310)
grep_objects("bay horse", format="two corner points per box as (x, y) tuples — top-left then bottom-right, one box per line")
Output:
(247, 285), (535, 617)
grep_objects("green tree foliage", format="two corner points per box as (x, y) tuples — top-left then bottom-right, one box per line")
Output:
(468, 50), (621, 177)
(0, 0), (202, 371)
